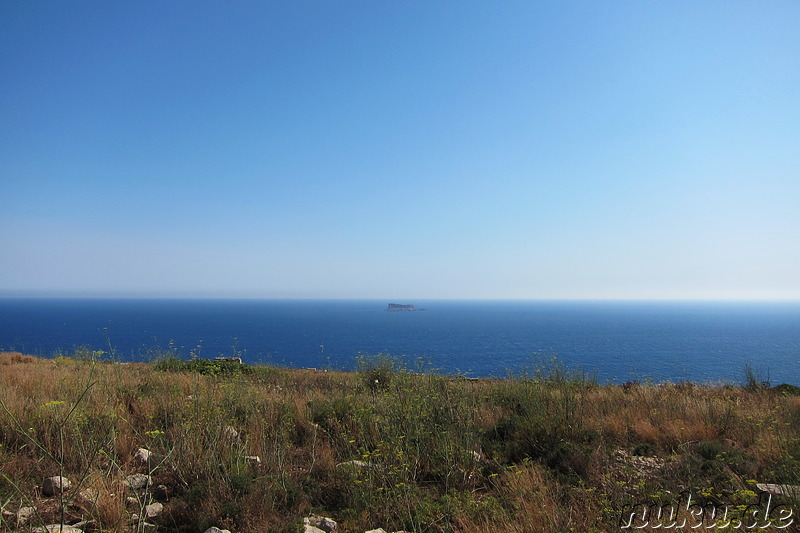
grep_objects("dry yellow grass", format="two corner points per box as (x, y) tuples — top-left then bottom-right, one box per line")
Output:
(1, 352), (798, 532)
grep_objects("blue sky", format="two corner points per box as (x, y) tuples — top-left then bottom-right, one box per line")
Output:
(1, 1), (798, 299)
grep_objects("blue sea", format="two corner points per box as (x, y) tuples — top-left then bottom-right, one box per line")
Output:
(1, 298), (799, 385)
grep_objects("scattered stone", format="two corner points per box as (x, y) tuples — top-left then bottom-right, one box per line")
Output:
(34, 525), (84, 533)
(4, 506), (36, 525)
(143, 502), (163, 519)
(336, 460), (377, 469)
(133, 447), (164, 469)
(133, 447), (152, 465)
(42, 476), (71, 496)
(125, 473), (152, 490)
(203, 528), (232, 533)
(304, 514), (337, 532)
(614, 449), (665, 478)
(223, 425), (239, 440)
(130, 502), (164, 522)
(757, 483), (800, 498)
(77, 489), (97, 503)
(126, 497), (139, 506)
(365, 529), (387, 533)
(72, 489), (98, 513)
(244, 455), (262, 466)
(18, 506), (36, 524)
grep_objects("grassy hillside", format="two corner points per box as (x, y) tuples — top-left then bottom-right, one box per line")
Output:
(1, 351), (799, 532)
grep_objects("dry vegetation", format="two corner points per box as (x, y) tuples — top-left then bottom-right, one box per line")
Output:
(1, 351), (799, 532)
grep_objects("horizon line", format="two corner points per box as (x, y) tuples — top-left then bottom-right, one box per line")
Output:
(1, 293), (799, 303)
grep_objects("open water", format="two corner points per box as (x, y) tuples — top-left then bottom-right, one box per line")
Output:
(1, 298), (799, 385)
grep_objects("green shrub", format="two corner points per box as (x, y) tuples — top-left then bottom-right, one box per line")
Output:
(308, 398), (352, 430)
(697, 440), (728, 461)
(695, 439), (753, 475)
(633, 443), (657, 457)
(154, 356), (248, 377)
(228, 471), (254, 496)
(773, 383), (800, 396)
(153, 356), (187, 372)
(356, 353), (403, 391)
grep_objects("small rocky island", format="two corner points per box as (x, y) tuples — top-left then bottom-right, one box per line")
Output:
(386, 303), (422, 311)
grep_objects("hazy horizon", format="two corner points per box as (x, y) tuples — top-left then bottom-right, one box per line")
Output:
(2, 291), (799, 303)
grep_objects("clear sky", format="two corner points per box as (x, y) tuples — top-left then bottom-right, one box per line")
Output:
(1, 1), (798, 300)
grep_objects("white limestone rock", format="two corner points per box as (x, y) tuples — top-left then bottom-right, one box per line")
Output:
(244, 455), (262, 466)
(756, 483), (800, 498)
(304, 514), (338, 532)
(42, 476), (71, 496)
(336, 460), (377, 469)
(18, 506), (36, 523)
(125, 473), (152, 490)
(34, 526), (83, 533)
(144, 502), (163, 518)
(133, 447), (164, 469)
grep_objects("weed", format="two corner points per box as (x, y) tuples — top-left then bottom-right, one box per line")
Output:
(742, 363), (771, 392)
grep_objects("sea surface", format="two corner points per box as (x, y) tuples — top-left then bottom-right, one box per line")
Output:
(1, 298), (799, 385)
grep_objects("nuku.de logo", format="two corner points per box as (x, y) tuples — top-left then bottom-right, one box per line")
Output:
(619, 490), (795, 529)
